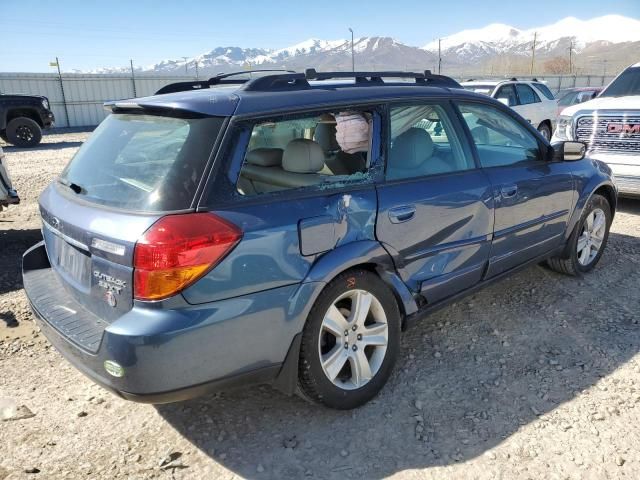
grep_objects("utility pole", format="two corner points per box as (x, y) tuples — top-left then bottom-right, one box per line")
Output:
(194, 60), (199, 79)
(50, 57), (70, 127)
(530, 31), (537, 75)
(130, 59), (137, 97)
(568, 41), (573, 75)
(348, 28), (355, 72)
(438, 38), (442, 74)
(182, 56), (189, 75)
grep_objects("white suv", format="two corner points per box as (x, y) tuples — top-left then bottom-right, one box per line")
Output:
(461, 79), (558, 140)
(552, 62), (640, 197)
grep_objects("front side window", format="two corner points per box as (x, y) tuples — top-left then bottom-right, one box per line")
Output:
(515, 84), (541, 105)
(495, 85), (518, 107)
(236, 110), (373, 196)
(457, 102), (541, 168)
(387, 104), (474, 180)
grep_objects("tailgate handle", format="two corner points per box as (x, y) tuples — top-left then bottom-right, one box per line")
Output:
(388, 205), (416, 224)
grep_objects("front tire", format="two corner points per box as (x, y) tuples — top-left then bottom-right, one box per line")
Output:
(6, 117), (42, 147)
(537, 122), (551, 141)
(547, 194), (611, 275)
(298, 269), (401, 409)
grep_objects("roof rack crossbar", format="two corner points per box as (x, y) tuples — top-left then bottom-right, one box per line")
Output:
(154, 69), (295, 95)
(242, 73), (310, 92)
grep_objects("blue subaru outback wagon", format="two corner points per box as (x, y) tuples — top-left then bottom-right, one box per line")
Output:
(23, 69), (616, 409)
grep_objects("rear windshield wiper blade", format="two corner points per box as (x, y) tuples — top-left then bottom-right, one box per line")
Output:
(58, 178), (84, 194)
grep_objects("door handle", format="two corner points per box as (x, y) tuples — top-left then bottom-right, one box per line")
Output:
(501, 185), (518, 199)
(388, 205), (416, 223)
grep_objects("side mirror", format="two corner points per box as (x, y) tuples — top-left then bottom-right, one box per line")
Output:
(551, 141), (586, 161)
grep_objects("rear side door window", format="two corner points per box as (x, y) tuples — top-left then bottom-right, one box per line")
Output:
(457, 102), (541, 167)
(233, 109), (377, 197)
(495, 85), (518, 107)
(515, 84), (541, 105)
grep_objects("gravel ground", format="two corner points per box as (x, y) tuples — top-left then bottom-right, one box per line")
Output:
(1, 131), (640, 480)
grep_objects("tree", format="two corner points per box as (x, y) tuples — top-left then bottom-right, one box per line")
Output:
(544, 57), (570, 74)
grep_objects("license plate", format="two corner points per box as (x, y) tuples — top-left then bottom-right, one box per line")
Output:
(54, 237), (91, 286)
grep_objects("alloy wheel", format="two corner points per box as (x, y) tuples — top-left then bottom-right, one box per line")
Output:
(16, 125), (34, 142)
(577, 208), (606, 266)
(318, 289), (388, 390)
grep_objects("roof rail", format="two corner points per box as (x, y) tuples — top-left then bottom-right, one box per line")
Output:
(155, 69), (295, 95)
(241, 68), (460, 92)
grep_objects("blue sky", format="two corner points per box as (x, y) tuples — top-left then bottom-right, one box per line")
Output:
(1, 0), (638, 72)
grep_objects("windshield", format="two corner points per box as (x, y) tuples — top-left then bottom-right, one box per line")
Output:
(463, 85), (495, 95)
(558, 91), (578, 107)
(59, 113), (224, 212)
(600, 67), (640, 97)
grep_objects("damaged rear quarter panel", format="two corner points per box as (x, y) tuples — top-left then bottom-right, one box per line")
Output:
(182, 187), (378, 305)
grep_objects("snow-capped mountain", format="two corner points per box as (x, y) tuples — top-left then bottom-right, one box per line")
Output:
(422, 15), (640, 61)
(133, 36), (437, 75)
(91, 15), (640, 76)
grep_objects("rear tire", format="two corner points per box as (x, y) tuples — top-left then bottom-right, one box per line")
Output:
(298, 269), (401, 409)
(537, 122), (551, 141)
(6, 117), (42, 147)
(547, 194), (611, 276)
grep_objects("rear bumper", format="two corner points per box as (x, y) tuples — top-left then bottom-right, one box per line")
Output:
(23, 241), (315, 403)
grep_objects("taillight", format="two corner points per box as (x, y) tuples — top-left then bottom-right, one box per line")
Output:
(133, 213), (242, 301)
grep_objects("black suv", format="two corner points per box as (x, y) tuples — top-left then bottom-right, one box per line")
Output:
(0, 92), (55, 147)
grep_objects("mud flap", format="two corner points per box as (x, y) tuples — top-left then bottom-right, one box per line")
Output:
(272, 332), (302, 396)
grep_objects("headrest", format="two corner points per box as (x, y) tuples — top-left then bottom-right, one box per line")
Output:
(314, 123), (340, 153)
(390, 128), (434, 169)
(246, 148), (283, 167)
(282, 139), (325, 173)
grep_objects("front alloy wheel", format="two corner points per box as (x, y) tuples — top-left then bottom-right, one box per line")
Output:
(298, 269), (401, 409)
(576, 208), (606, 266)
(546, 194), (611, 276)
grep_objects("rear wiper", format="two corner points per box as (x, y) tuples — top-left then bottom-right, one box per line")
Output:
(58, 178), (84, 194)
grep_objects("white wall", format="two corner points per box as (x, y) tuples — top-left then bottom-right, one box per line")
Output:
(0, 73), (187, 128)
(0, 72), (617, 128)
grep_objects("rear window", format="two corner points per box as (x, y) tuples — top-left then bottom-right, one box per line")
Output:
(533, 82), (555, 100)
(59, 113), (224, 212)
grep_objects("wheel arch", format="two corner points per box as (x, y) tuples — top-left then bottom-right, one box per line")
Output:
(6, 108), (44, 128)
(272, 241), (419, 396)
(302, 240), (418, 318)
(561, 180), (616, 258)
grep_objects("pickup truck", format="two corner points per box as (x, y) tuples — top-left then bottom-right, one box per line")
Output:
(553, 62), (640, 197)
(0, 92), (55, 147)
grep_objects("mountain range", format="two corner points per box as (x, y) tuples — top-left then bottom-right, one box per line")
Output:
(93, 15), (640, 76)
